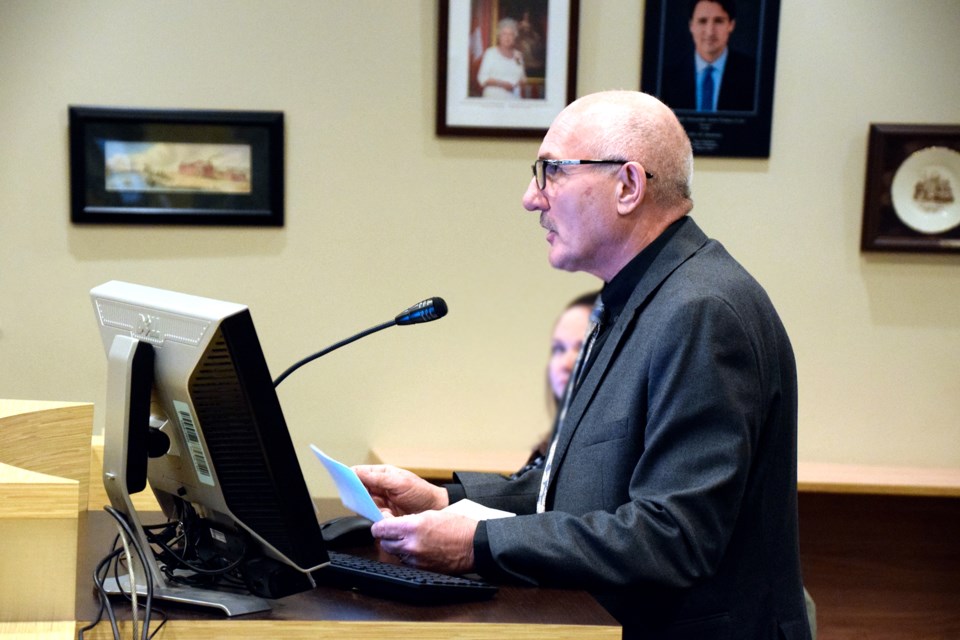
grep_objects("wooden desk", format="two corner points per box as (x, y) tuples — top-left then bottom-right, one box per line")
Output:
(1, 400), (93, 634)
(1, 401), (616, 639)
(372, 445), (960, 497)
(799, 492), (960, 639)
(371, 446), (960, 639)
(795, 464), (960, 639)
(794, 463), (960, 638)
(368, 446), (529, 482)
(75, 506), (620, 639)
(797, 461), (960, 497)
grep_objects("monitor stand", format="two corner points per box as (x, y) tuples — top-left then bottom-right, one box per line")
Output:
(100, 334), (271, 616)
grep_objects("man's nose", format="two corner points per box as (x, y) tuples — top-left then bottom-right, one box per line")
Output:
(522, 178), (547, 211)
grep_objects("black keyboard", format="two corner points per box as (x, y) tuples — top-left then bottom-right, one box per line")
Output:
(321, 550), (498, 603)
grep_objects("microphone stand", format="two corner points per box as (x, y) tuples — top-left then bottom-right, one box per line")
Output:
(272, 319), (396, 388)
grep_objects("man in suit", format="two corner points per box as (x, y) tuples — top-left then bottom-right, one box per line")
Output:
(355, 90), (810, 639)
(660, 0), (757, 112)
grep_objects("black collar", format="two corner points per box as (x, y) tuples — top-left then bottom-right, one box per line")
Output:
(600, 217), (687, 325)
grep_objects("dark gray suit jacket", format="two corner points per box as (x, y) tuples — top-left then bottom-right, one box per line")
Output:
(457, 217), (810, 639)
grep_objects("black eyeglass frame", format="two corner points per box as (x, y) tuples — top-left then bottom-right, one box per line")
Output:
(531, 159), (654, 191)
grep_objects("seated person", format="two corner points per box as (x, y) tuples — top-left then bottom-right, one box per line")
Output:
(513, 291), (598, 477)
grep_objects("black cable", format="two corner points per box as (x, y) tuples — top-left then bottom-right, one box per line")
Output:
(147, 609), (169, 639)
(78, 545), (123, 640)
(104, 506), (156, 640)
(113, 579), (169, 640)
(82, 505), (258, 638)
(141, 501), (251, 594)
(146, 532), (247, 576)
(82, 535), (169, 640)
(143, 514), (249, 578)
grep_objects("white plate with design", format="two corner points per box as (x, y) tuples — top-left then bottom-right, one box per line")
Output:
(890, 146), (960, 234)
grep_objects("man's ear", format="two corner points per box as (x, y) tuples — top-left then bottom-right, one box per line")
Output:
(616, 162), (648, 215)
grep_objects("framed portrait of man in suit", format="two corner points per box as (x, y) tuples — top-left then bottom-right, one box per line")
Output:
(641, 0), (781, 158)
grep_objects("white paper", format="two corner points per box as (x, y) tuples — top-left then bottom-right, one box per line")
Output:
(309, 444), (383, 522)
(443, 499), (515, 520)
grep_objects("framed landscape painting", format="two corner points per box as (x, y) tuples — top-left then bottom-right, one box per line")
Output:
(69, 106), (284, 226)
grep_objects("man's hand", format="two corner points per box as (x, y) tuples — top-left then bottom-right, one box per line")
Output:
(371, 510), (478, 574)
(353, 464), (449, 516)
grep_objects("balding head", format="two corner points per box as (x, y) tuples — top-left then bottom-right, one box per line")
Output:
(557, 91), (694, 215)
(523, 91), (696, 281)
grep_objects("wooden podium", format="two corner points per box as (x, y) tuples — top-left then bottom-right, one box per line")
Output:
(0, 400), (94, 639)
(1, 400), (619, 639)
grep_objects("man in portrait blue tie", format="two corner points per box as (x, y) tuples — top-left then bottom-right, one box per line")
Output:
(661, 0), (757, 113)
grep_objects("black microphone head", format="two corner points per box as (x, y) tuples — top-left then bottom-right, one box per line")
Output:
(395, 297), (448, 325)
(431, 297), (448, 318)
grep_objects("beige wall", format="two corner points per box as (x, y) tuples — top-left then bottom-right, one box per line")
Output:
(1, 0), (958, 499)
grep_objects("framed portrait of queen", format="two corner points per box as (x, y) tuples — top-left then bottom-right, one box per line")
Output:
(436, 0), (580, 137)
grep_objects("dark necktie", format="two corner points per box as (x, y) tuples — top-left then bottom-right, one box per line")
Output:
(536, 297), (604, 512)
(700, 65), (715, 111)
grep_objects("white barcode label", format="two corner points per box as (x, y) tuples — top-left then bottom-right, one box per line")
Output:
(173, 400), (215, 486)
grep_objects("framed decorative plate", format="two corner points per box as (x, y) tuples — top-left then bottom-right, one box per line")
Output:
(861, 123), (960, 253)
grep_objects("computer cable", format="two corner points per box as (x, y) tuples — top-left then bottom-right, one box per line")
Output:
(103, 506), (164, 640)
(117, 523), (139, 640)
(78, 544), (123, 640)
(142, 512), (250, 590)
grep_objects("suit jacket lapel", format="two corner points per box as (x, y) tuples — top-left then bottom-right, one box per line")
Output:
(547, 217), (710, 478)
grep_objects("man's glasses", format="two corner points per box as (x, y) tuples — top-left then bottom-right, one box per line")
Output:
(531, 159), (654, 191)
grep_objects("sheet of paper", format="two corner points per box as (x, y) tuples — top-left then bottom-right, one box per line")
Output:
(443, 499), (515, 520)
(309, 444), (383, 522)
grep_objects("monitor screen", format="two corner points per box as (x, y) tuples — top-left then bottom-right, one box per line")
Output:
(91, 280), (328, 613)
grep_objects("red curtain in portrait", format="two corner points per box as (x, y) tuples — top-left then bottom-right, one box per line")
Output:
(468, 0), (495, 97)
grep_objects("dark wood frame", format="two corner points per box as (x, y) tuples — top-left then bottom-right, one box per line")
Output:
(640, 0), (781, 158)
(436, 0), (579, 138)
(861, 123), (960, 253)
(69, 106), (284, 226)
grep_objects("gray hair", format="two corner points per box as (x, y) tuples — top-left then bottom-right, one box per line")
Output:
(497, 18), (519, 37)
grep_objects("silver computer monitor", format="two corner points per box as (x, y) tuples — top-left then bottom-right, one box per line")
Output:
(91, 280), (328, 615)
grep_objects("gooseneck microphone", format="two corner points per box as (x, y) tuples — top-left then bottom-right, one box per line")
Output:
(394, 297), (448, 325)
(272, 297), (448, 387)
